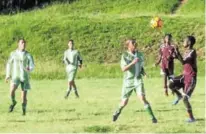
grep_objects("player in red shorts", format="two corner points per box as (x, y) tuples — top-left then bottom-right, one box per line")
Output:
(155, 34), (176, 96)
(169, 36), (197, 123)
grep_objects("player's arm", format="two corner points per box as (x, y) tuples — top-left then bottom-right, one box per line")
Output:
(175, 46), (184, 64)
(5, 52), (14, 82)
(155, 49), (162, 66)
(77, 52), (83, 68)
(27, 54), (35, 72)
(141, 67), (147, 76)
(63, 51), (70, 64)
(121, 54), (138, 72)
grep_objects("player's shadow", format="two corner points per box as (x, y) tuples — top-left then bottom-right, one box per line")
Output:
(134, 108), (183, 113)
(34, 108), (76, 114)
(196, 118), (205, 121)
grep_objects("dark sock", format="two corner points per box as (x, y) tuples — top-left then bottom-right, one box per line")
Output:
(11, 96), (16, 105)
(74, 89), (79, 97)
(65, 87), (72, 97)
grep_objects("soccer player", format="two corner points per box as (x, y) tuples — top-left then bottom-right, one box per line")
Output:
(113, 39), (157, 123)
(5, 39), (35, 115)
(169, 36), (197, 122)
(63, 40), (82, 99)
(155, 34), (176, 96)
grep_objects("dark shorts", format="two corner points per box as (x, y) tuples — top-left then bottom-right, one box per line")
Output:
(169, 75), (196, 97)
(161, 61), (174, 76)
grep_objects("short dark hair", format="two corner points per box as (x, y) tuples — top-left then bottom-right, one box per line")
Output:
(187, 36), (196, 47)
(165, 33), (172, 39)
(69, 39), (74, 43)
(18, 38), (26, 43)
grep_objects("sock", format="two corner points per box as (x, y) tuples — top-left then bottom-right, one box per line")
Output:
(11, 96), (16, 104)
(22, 103), (27, 111)
(144, 104), (155, 119)
(74, 88), (79, 97)
(187, 109), (194, 119)
(65, 87), (72, 97)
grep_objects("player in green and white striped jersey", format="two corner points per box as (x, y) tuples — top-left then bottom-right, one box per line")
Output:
(113, 39), (157, 123)
(63, 40), (82, 99)
(5, 39), (35, 115)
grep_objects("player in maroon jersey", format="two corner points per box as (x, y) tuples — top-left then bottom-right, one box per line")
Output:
(169, 35), (197, 123)
(155, 34), (176, 96)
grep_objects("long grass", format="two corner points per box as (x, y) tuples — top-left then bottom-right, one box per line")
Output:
(0, 0), (204, 79)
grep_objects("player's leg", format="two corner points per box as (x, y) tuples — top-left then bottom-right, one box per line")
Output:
(164, 69), (170, 96)
(21, 90), (27, 116)
(136, 83), (157, 123)
(9, 82), (18, 112)
(113, 88), (133, 122)
(21, 81), (30, 115)
(169, 75), (184, 105)
(65, 81), (72, 99)
(72, 80), (79, 98)
(183, 77), (196, 122)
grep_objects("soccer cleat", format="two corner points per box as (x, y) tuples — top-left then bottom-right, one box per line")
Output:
(186, 118), (195, 123)
(172, 96), (182, 105)
(152, 117), (158, 123)
(9, 101), (17, 113)
(113, 110), (121, 122)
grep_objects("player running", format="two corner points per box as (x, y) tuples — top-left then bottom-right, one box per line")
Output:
(113, 39), (157, 123)
(5, 39), (35, 115)
(63, 40), (83, 99)
(169, 36), (197, 122)
(155, 34), (176, 96)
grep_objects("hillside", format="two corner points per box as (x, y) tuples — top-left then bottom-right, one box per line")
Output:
(0, 0), (204, 79)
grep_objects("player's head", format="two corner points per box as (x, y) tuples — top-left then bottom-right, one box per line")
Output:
(164, 33), (172, 44)
(68, 39), (74, 49)
(183, 36), (196, 48)
(125, 39), (137, 52)
(18, 39), (26, 51)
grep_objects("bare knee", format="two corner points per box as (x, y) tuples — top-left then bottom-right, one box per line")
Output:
(120, 99), (128, 107)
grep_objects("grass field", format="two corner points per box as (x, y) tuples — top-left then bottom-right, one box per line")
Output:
(0, 77), (205, 133)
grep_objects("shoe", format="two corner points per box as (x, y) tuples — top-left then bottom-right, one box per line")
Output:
(22, 104), (26, 116)
(172, 96), (182, 105)
(186, 118), (195, 123)
(9, 101), (17, 113)
(113, 110), (121, 122)
(152, 117), (158, 123)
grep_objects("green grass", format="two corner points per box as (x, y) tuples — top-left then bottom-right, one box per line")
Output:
(0, 77), (205, 132)
(176, 0), (205, 17)
(0, 0), (204, 79)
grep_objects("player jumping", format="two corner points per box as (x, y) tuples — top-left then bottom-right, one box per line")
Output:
(169, 36), (197, 122)
(113, 39), (157, 123)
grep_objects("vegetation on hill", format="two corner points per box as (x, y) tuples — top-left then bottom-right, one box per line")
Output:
(0, 0), (204, 79)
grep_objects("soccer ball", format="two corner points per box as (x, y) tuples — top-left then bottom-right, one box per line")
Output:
(150, 17), (163, 28)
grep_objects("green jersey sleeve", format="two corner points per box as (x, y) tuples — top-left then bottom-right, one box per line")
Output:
(120, 53), (127, 69)
(27, 53), (35, 72)
(6, 52), (14, 78)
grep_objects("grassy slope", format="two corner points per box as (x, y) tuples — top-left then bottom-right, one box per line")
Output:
(0, 0), (204, 79)
(0, 78), (205, 132)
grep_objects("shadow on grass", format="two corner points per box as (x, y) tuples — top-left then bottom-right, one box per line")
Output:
(34, 108), (76, 113)
(84, 125), (113, 133)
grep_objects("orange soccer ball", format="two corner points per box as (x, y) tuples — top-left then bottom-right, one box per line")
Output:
(150, 17), (163, 28)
